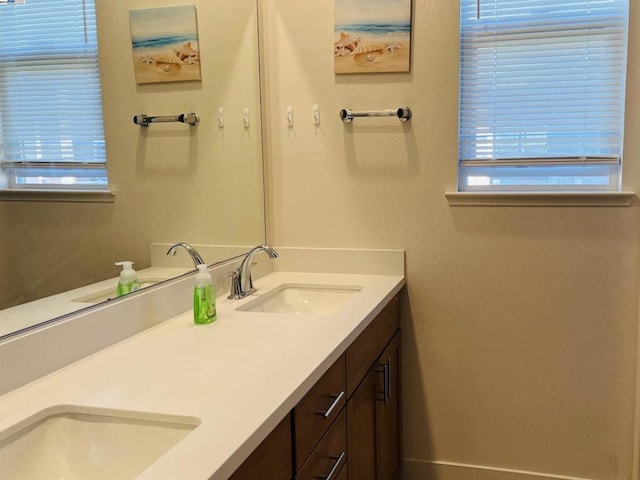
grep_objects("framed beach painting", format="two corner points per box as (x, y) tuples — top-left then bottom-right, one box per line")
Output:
(334, 0), (412, 74)
(129, 5), (201, 84)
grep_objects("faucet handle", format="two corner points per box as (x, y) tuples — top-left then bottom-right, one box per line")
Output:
(225, 271), (243, 300)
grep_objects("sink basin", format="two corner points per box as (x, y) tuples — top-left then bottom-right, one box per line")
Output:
(72, 278), (167, 304)
(237, 284), (362, 315)
(0, 405), (199, 480)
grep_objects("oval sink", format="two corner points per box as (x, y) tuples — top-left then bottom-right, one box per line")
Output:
(0, 406), (199, 480)
(236, 284), (362, 315)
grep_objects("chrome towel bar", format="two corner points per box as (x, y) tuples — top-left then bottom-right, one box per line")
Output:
(339, 106), (412, 123)
(133, 113), (199, 127)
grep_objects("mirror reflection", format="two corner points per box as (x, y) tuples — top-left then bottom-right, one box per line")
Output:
(0, 0), (265, 338)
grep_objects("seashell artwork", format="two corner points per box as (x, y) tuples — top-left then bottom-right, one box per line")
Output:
(130, 5), (202, 84)
(334, 0), (412, 74)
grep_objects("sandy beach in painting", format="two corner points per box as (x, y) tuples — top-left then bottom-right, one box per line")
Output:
(132, 39), (201, 84)
(334, 32), (410, 74)
(333, 32), (411, 73)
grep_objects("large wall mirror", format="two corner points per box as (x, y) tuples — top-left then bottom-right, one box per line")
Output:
(0, 0), (265, 338)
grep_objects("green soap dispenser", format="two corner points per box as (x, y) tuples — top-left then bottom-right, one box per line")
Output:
(115, 261), (141, 297)
(194, 264), (217, 324)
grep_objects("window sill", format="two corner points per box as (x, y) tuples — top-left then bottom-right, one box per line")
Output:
(445, 191), (636, 207)
(0, 189), (115, 203)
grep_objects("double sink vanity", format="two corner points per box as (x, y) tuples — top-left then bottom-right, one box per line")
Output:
(0, 247), (405, 480)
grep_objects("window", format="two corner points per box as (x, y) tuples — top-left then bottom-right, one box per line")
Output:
(0, 0), (107, 190)
(458, 0), (629, 192)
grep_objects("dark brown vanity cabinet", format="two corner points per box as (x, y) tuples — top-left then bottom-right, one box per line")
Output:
(346, 295), (402, 480)
(230, 292), (402, 480)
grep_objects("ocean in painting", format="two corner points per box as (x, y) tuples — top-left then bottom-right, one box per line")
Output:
(334, 22), (411, 36)
(132, 34), (199, 54)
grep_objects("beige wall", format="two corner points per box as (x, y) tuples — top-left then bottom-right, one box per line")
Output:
(262, 0), (640, 479)
(0, 0), (265, 309)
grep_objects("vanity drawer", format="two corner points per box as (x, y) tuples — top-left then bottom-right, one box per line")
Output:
(228, 414), (292, 480)
(293, 353), (346, 468)
(346, 293), (400, 398)
(295, 409), (347, 480)
(333, 462), (348, 480)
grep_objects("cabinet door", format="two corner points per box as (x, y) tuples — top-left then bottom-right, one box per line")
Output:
(375, 331), (402, 480)
(346, 294), (400, 397)
(346, 366), (376, 480)
(347, 330), (402, 480)
(229, 414), (292, 480)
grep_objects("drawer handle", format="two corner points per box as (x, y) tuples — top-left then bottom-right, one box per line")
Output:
(377, 359), (391, 406)
(318, 451), (346, 480)
(320, 391), (345, 419)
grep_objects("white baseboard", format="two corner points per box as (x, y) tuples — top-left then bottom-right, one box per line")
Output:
(402, 459), (597, 480)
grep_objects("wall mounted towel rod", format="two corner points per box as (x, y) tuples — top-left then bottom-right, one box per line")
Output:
(133, 113), (199, 127)
(339, 106), (412, 123)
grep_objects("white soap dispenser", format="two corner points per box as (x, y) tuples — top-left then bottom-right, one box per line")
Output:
(115, 261), (141, 297)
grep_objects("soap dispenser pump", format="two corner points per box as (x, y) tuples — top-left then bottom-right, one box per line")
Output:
(115, 261), (141, 297)
(194, 264), (216, 324)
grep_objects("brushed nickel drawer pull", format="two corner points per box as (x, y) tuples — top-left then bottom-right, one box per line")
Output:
(319, 451), (346, 480)
(320, 391), (345, 419)
(384, 359), (391, 405)
(377, 359), (391, 406)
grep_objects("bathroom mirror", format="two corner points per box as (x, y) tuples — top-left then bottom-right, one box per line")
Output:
(0, 0), (265, 338)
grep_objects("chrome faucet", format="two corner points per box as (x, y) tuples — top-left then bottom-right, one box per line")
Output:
(166, 242), (206, 269)
(228, 245), (279, 299)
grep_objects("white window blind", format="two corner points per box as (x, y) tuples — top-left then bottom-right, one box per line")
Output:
(0, 0), (107, 190)
(458, 0), (629, 191)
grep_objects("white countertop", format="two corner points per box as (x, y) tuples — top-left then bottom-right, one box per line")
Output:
(0, 270), (404, 480)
